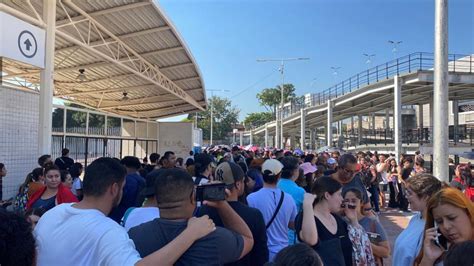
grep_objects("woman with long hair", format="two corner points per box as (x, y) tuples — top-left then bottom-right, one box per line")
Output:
(416, 187), (474, 265)
(387, 158), (399, 208)
(26, 165), (77, 212)
(296, 176), (375, 266)
(343, 188), (390, 265)
(392, 174), (442, 266)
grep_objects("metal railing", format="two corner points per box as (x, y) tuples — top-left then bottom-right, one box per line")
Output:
(340, 125), (474, 148)
(281, 52), (473, 119)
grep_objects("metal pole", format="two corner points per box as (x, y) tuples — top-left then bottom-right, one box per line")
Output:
(264, 124), (269, 147)
(210, 92), (214, 145)
(358, 115), (363, 145)
(38, 0), (56, 155)
(300, 108), (306, 149)
(394, 75), (402, 163)
(433, 0), (449, 181)
(280, 61), (285, 149)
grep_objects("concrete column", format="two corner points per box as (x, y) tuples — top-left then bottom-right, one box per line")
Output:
(327, 100), (333, 147)
(38, 0), (56, 155)
(275, 111), (280, 149)
(249, 131), (253, 145)
(418, 104), (424, 129)
(309, 128), (314, 150)
(239, 132), (243, 146)
(430, 101), (434, 143)
(385, 109), (390, 129)
(300, 108), (306, 149)
(453, 100), (459, 143)
(371, 113), (376, 133)
(433, 0), (449, 181)
(358, 115), (363, 144)
(264, 125), (269, 147)
(394, 75), (402, 163)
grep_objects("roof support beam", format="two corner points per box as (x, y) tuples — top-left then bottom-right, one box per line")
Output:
(57, 0), (204, 110)
(56, 26), (171, 54)
(160, 62), (194, 71)
(100, 96), (181, 109)
(56, 1), (151, 26)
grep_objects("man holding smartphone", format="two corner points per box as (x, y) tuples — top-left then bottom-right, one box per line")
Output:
(128, 168), (254, 265)
(196, 161), (269, 265)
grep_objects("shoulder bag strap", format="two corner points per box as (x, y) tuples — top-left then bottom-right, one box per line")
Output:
(266, 191), (284, 229)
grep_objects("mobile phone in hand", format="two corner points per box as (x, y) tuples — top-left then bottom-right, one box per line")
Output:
(434, 222), (448, 250)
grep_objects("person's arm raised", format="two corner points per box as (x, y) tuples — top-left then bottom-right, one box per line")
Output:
(136, 216), (216, 266)
(299, 193), (318, 246)
(204, 191), (254, 259)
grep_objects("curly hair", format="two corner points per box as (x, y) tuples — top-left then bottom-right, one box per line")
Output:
(0, 209), (36, 266)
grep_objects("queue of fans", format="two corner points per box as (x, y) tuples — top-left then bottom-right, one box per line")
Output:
(1, 146), (474, 266)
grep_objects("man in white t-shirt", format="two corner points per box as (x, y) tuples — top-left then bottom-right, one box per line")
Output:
(247, 159), (297, 261)
(34, 157), (216, 266)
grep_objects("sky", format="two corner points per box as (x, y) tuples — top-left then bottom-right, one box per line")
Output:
(157, 0), (473, 122)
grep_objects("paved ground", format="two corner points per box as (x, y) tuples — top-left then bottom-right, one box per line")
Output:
(378, 208), (413, 266)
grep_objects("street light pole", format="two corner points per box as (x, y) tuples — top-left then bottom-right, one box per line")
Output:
(257, 57), (310, 149)
(363, 54), (376, 68)
(388, 40), (403, 59)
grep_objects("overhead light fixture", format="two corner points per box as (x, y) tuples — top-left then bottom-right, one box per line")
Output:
(77, 69), (86, 82)
(121, 92), (129, 101)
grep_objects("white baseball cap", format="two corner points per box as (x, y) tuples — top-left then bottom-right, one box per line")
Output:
(262, 159), (284, 176)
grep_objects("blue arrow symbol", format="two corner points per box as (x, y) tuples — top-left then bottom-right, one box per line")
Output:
(24, 39), (32, 51)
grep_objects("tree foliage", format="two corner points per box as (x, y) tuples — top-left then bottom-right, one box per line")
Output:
(243, 112), (274, 129)
(187, 96), (240, 141)
(256, 84), (296, 118)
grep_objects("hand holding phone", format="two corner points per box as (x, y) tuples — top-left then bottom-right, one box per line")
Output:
(434, 222), (448, 250)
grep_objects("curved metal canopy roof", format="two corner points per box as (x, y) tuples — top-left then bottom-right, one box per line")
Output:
(2, 0), (207, 119)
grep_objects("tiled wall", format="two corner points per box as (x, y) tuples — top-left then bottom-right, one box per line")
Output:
(0, 86), (39, 200)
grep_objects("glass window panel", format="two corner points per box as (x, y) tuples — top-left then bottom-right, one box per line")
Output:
(66, 110), (87, 134)
(52, 108), (64, 133)
(107, 117), (121, 136)
(122, 119), (135, 137)
(136, 121), (147, 138)
(88, 113), (105, 135)
(147, 123), (158, 140)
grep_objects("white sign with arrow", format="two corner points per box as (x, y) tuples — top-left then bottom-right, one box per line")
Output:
(0, 11), (45, 68)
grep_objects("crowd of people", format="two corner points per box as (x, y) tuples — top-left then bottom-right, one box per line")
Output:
(1, 146), (474, 266)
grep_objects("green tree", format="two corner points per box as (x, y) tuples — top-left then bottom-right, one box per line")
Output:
(256, 84), (296, 118)
(188, 96), (240, 142)
(243, 112), (274, 129)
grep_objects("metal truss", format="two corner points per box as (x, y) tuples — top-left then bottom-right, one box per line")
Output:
(56, 0), (204, 111)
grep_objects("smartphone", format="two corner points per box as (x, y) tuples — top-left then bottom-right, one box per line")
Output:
(340, 203), (357, 209)
(367, 232), (382, 244)
(434, 222), (448, 250)
(196, 183), (226, 202)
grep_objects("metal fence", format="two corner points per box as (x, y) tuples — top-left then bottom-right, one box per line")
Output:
(281, 52), (474, 119)
(52, 136), (158, 167)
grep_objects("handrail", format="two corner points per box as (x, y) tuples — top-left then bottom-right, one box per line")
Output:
(279, 52), (473, 120)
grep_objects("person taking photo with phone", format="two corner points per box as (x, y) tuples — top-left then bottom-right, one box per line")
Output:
(128, 168), (254, 265)
(343, 187), (390, 265)
(296, 176), (375, 266)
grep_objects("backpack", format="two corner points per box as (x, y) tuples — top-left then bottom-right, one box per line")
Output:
(14, 186), (29, 212)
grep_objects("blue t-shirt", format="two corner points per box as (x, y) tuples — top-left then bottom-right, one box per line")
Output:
(393, 212), (425, 266)
(247, 187), (297, 262)
(277, 178), (305, 244)
(109, 173), (145, 223)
